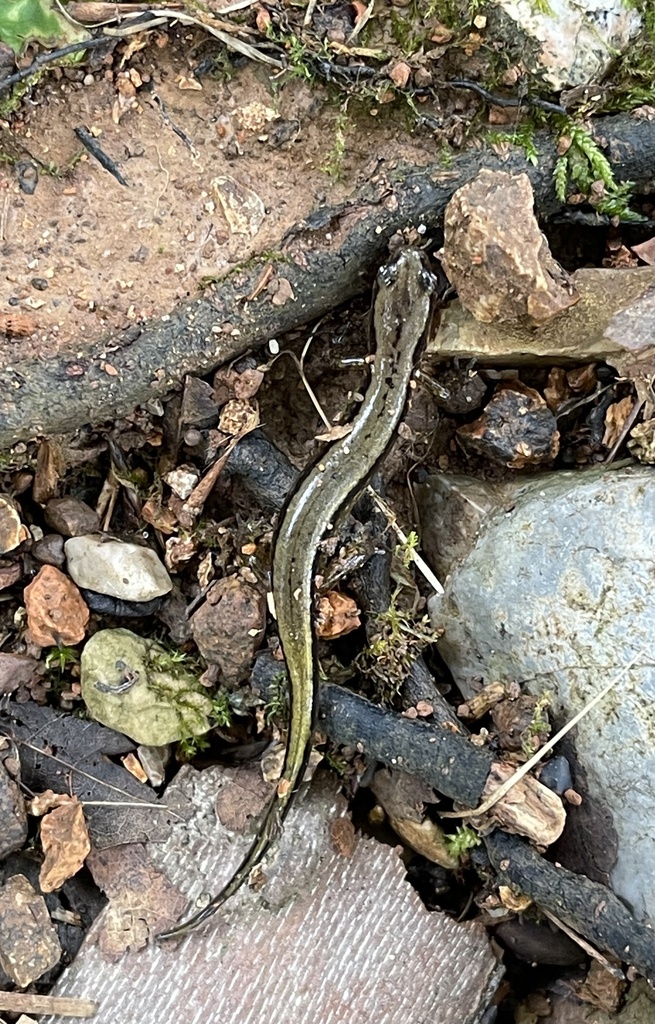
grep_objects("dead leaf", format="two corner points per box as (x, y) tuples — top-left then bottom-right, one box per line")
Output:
(87, 844), (187, 960)
(330, 816), (356, 857)
(141, 496), (179, 535)
(628, 417), (655, 463)
(631, 235), (655, 266)
(33, 441), (65, 505)
(24, 565), (89, 647)
(30, 789), (73, 816)
(39, 796), (91, 892)
(566, 363), (597, 394)
(215, 765), (274, 832)
(430, 22), (453, 43)
(0, 653), (44, 696)
(316, 591), (361, 639)
(219, 398), (260, 436)
(212, 175), (265, 236)
(602, 396), (634, 448)
(234, 368), (264, 400)
(178, 75), (202, 91)
(0, 875), (61, 986)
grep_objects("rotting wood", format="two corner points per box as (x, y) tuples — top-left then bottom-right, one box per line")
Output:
(2, 113), (655, 448)
(0, 991), (97, 1017)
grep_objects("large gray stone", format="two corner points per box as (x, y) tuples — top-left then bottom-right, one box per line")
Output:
(426, 467), (655, 925)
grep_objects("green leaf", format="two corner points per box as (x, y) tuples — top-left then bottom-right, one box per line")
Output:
(0, 0), (88, 56)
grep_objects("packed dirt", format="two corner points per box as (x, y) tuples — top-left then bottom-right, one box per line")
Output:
(0, 36), (437, 369)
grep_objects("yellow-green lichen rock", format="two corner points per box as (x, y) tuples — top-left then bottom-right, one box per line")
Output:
(81, 628), (212, 745)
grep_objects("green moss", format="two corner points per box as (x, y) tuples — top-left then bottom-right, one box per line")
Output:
(554, 117), (642, 220)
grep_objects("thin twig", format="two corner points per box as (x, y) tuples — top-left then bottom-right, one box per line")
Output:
(8, 735), (180, 811)
(367, 486), (445, 595)
(445, 78), (567, 115)
(303, 0), (318, 28)
(441, 651), (646, 820)
(540, 907), (626, 979)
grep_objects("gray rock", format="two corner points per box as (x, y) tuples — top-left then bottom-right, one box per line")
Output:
(0, 758), (27, 859)
(33, 533), (66, 568)
(44, 496), (100, 537)
(489, 0), (640, 90)
(65, 535), (172, 602)
(427, 467), (655, 925)
(80, 628), (212, 745)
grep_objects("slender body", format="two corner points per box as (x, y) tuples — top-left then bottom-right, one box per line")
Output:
(158, 249), (433, 939)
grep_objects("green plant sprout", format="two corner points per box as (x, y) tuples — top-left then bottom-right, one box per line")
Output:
(443, 825), (481, 859)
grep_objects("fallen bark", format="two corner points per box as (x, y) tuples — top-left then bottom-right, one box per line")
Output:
(2, 113), (655, 447)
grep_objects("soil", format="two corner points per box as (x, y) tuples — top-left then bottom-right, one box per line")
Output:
(0, 35), (437, 369)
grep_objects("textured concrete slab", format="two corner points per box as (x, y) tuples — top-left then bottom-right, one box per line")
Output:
(47, 768), (501, 1024)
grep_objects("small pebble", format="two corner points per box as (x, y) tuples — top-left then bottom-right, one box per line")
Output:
(83, 74), (95, 86)
(539, 755), (573, 796)
(31, 278), (49, 291)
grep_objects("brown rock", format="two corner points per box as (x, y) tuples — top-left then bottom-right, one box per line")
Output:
(24, 565), (89, 647)
(33, 533), (66, 568)
(44, 497), (100, 537)
(0, 497), (28, 554)
(0, 562), (22, 589)
(0, 653), (44, 696)
(191, 575), (265, 684)
(441, 169), (578, 324)
(0, 874), (61, 986)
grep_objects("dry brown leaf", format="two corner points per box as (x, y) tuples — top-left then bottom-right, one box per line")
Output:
(39, 797), (91, 893)
(33, 441), (65, 505)
(30, 789), (73, 816)
(602, 396), (634, 448)
(219, 398), (259, 436)
(566, 363), (597, 394)
(214, 765), (274, 832)
(329, 816), (356, 857)
(316, 591), (361, 639)
(234, 368), (264, 400)
(87, 844), (187, 960)
(141, 496), (179, 535)
(430, 21), (453, 43)
(630, 235), (655, 266)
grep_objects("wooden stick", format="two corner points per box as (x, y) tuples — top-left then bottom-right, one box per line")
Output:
(0, 993), (97, 1017)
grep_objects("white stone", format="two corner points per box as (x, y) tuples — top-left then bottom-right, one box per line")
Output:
(64, 535), (172, 601)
